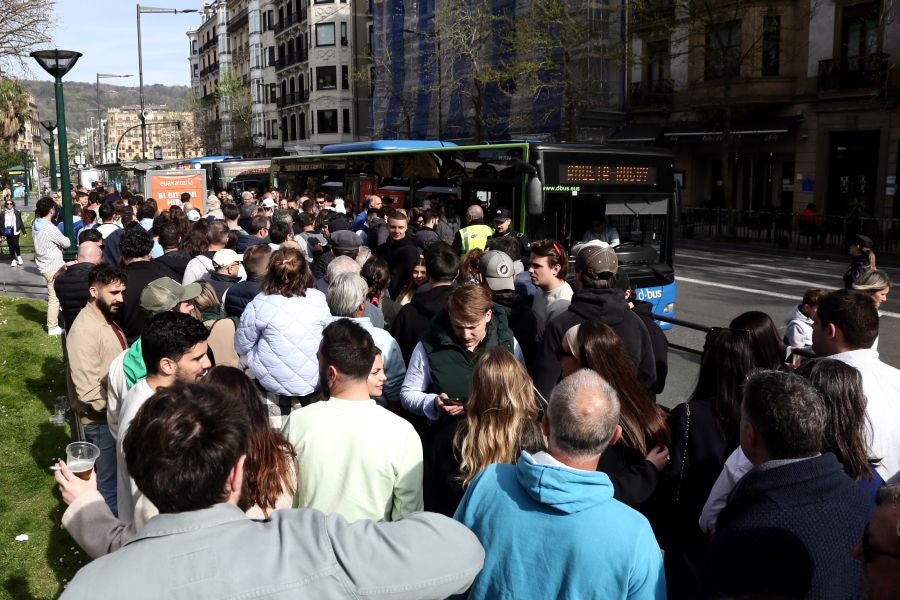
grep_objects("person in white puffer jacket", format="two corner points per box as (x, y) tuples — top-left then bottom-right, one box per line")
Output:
(783, 288), (824, 350)
(235, 247), (332, 404)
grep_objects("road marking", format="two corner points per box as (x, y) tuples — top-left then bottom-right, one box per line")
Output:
(679, 263), (838, 289)
(675, 252), (841, 280)
(677, 276), (900, 319)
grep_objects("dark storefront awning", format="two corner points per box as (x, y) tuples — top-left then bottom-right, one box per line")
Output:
(607, 124), (664, 144)
(663, 116), (802, 144)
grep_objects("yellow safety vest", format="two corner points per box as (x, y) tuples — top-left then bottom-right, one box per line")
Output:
(459, 224), (494, 257)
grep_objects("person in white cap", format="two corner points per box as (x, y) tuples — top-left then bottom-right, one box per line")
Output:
(202, 249), (243, 303)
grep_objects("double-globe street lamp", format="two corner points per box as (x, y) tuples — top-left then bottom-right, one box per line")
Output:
(136, 4), (198, 160)
(31, 49), (81, 260)
(39, 119), (57, 192)
(97, 72), (133, 163)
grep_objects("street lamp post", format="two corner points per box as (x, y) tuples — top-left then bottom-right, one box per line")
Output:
(97, 72), (133, 163)
(39, 120), (57, 192)
(31, 49), (82, 260)
(137, 4), (198, 160)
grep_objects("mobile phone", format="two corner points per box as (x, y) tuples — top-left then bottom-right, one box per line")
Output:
(443, 396), (463, 406)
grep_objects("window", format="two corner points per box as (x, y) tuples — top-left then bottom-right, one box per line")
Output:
(290, 115), (297, 141)
(267, 46), (275, 67)
(762, 16), (780, 76)
(281, 117), (287, 140)
(705, 21), (741, 80)
(317, 66), (337, 90)
(646, 40), (670, 84)
(269, 83), (277, 103)
(314, 0), (334, 3)
(316, 23), (335, 46)
(342, 108), (350, 133)
(842, 2), (880, 60)
(340, 22), (348, 46)
(318, 109), (338, 133)
(342, 65), (349, 89)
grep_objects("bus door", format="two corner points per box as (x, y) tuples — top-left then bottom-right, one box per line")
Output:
(460, 178), (520, 223)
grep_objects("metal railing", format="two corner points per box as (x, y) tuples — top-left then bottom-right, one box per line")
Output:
(679, 207), (900, 255)
(818, 53), (888, 92)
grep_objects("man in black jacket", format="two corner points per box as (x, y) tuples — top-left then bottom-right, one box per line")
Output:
(115, 227), (178, 342)
(534, 244), (656, 397)
(617, 271), (668, 395)
(391, 242), (459, 363)
(376, 210), (422, 300)
(154, 223), (191, 280)
(703, 371), (873, 598)
(224, 244), (271, 319)
(54, 241), (103, 331)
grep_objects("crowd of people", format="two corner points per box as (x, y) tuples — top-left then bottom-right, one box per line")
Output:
(13, 180), (898, 599)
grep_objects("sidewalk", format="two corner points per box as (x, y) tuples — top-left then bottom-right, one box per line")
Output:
(0, 253), (48, 300)
(674, 235), (900, 271)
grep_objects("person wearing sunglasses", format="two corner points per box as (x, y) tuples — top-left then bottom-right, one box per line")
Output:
(2, 198), (25, 266)
(854, 483), (900, 599)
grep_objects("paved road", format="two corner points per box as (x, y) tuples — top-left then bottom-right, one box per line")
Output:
(657, 245), (900, 408)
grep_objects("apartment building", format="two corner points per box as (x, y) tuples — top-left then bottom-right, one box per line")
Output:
(624, 0), (900, 219)
(273, 0), (371, 153)
(106, 105), (200, 161)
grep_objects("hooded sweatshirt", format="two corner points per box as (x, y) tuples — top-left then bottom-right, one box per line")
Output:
(391, 284), (454, 363)
(454, 451), (665, 600)
(534, 287), (656, 397)
(783, 304), (814, 349)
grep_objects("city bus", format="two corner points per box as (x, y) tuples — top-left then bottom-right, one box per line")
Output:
(213, 158), (271, 197)
(271, 141), (676, 323)
(177, 155), (240, 192)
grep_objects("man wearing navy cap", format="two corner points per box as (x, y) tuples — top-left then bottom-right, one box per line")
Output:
(491, 207), (530, 265)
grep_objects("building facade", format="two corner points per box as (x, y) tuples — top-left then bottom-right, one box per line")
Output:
(189, 0), (371, 156)
(369, 0), (625, 142)
(624, 0), (900, 220)
(106, 105), (200, 161)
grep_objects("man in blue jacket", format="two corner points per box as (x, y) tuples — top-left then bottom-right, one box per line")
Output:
(703, 371), (873, 598)
(454, 369), (666, 600)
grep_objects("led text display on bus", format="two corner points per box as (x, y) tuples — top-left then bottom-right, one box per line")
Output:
(558, 163), (658, 185)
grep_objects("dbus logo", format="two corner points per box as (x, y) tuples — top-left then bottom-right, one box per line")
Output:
(637, 289), (662, 301)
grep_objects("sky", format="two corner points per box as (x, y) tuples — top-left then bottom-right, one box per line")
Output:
(30, 0), (200, 87)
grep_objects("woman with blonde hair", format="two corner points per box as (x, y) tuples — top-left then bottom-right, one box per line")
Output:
(852, 268), (891, 310)
(455, 347), (545, 488)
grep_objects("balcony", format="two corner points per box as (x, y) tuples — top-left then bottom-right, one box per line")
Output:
(274, 12), (303, 35)
(630, 80), (673, 108)
(227, 7), (249, 32)
(275, 52), (306, 71)
(818, 53), (888, 92)
(275, 90), (309, 109)
(631, 0), (675, 27)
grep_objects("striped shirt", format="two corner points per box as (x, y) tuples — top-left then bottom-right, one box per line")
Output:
(33, 221), (71, 274)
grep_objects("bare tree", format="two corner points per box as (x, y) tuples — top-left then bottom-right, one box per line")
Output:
(216, 68), (252, 153)
(366, 34), (420, 139)
(0, 0), (55, 74)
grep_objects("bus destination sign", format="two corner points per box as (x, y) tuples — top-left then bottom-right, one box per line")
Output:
(559, 164), (658, 186)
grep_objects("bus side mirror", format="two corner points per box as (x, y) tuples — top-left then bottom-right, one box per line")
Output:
(527, 176), (543, 215)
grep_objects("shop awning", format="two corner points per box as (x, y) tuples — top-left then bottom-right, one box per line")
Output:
(663, 116), (802, 143)
(607, 124), (663, 144)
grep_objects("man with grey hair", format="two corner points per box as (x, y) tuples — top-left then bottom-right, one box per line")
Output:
(454, 369), (665, 599)
(452, 204), (492, 258)
(702, 370), (873, 598)
(856, 483), (900, 599)
(326, 272), (405, 404)
(316, 254), (384, 327)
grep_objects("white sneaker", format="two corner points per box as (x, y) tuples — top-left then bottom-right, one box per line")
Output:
(47, 326), (63, 336)
(16, 256), (22, 265)
(9, 260), (15, 267)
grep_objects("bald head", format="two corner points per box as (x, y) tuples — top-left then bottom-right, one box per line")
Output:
(76, 241), (103, 265)
(466, 204), (484, 222)
(547, 369), (620, 461)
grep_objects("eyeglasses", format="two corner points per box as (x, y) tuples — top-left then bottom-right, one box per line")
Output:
(861, 522), (900, 563)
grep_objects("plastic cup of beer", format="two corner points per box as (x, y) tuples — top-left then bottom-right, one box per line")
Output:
(65, 442), (100, 481)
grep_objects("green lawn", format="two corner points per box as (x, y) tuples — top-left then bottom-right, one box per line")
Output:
(0, 295), (88, 599)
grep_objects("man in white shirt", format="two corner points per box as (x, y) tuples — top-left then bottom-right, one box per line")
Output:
(528, 238), (573, 325)
(581, 217), (620, 246)
(813, 289), (900, 480)
(116, 312), (211, 522)
(33, 196), (72, 335)
(282, 319), (423, 522)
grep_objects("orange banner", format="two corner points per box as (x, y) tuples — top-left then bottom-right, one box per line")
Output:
(145, 171), (207, 214)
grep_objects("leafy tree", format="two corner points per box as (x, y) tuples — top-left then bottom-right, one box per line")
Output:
(216, 68), (252, 153)
(0, 79), (33, 147)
